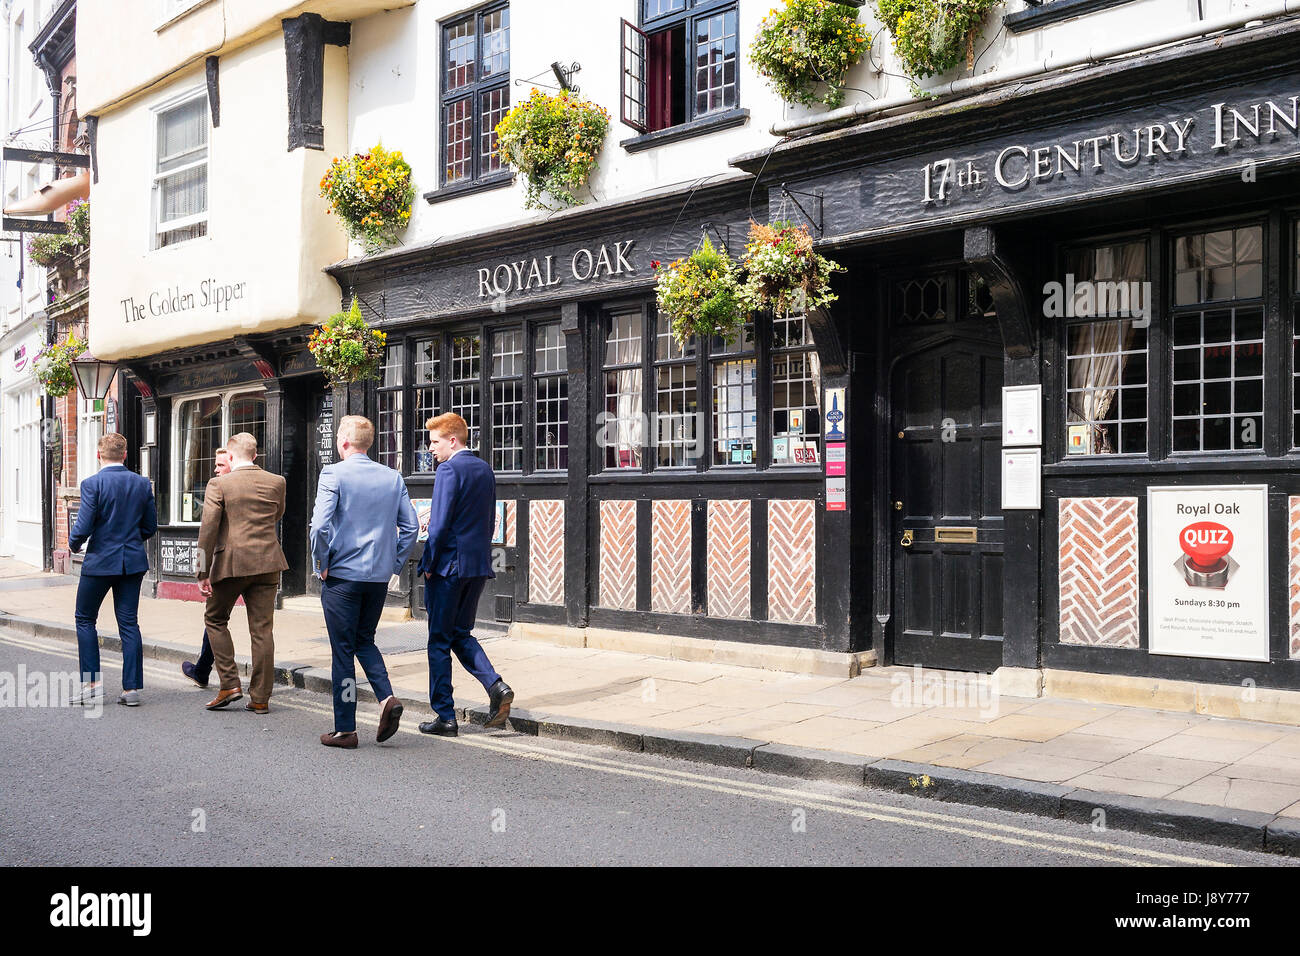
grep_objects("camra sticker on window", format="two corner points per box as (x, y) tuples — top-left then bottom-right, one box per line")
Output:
(1147, 485), (1269, 662)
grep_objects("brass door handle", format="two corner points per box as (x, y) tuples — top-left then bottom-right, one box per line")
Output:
(900, 529), (914, 548)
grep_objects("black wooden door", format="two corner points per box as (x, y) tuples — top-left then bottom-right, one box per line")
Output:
(305, 388), (334, 596)
(890, 339), (1005, 671)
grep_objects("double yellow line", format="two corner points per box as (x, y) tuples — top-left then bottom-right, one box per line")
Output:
(0, 630), (1231, 867)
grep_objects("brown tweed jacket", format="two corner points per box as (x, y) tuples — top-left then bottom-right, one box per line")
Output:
(196, 464), (289, 583)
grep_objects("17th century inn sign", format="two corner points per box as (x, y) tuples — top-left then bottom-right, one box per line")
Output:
(794, 72), (1300, 243)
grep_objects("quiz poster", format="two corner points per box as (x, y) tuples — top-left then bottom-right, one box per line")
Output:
(1147, 484), (1269, 662)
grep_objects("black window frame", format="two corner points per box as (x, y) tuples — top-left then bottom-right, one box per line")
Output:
(590, 299), (823, 477)
(387, 313), (564, 478)
(439, 1), (511, 191)
(621, 0), (741, 136)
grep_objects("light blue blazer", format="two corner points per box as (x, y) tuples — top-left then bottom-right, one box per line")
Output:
(309, 453), (419, 583)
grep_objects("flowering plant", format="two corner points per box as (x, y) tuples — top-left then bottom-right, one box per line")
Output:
(874, 0), (999, 82)
(319, 144), (415, 253)
(738, 220), (844, 315)
(494, 89), (609, 210)
(32, 334), (86, 397)
(26, 199), (90, 267)
(751, 0), (870, 108)
(308, 299), (387, 384)
(654, 236), (748, 348)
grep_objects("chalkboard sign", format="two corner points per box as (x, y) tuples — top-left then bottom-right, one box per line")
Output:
(316, 393), (334, 465)
(159, 536), (199, 576)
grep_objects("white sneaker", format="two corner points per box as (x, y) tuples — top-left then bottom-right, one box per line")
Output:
(117, 690), (141, 707)
(71, 683), (103, 706)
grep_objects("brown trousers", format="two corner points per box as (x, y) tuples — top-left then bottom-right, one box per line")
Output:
(204, 571), (280, 704)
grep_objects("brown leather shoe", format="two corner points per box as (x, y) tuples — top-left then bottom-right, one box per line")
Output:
(376, 696), (403, 743)
(206, 687), (243, 710)
(245, 699), (269, 715)
(320, 731), (358, 749)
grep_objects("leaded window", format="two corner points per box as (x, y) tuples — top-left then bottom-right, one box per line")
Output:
(441, 3), (510, 187)
(603, 310), (644, 470)
(451, 334), (482, 451)
(1172, 224), (1265, 452)
(654, 315), (699, 467)
(711, 324), (756, 466)
(490, 328), (523, 471)
(1062, 240), (1149, 457)
(413, 337), (440, 472)
(770, 313), (821, 465)
(534, 322), (568, 471)
(376, 344), (403, 470)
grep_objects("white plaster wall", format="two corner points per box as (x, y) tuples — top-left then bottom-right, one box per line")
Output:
(88, 33), (348, 360)
(345, 0), (1286, 252)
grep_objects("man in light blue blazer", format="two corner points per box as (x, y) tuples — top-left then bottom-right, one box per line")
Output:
(68, 432), (157, 707)
(309, 414), (419, 749)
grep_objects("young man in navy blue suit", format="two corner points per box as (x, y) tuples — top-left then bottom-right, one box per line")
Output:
(68, 433), (157, 707)
(416, 412), (513, 737)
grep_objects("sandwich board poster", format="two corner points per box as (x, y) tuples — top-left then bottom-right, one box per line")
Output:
(1147, 484), (1269, 662)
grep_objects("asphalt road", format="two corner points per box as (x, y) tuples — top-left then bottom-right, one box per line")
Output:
(0, 629), (1287, 868)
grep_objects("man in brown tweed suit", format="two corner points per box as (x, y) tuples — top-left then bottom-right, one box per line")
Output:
(196, 432), (288, 714)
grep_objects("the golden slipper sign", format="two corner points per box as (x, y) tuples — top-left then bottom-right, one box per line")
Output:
(120, 277), (248, 323)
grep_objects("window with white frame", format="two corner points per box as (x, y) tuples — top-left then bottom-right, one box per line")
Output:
(8, 388), (41, 522)
(154, 92), (209, 248)
(77, 396), (106, 486)
(172, 389), (266, 523)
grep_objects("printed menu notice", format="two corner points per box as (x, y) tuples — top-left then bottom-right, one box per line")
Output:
(1147, 484), (1269, 662)
(1002, 385), (1042, 447)
(1000, 448), (1041, 510)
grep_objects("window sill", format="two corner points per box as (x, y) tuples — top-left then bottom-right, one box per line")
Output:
(1042, 453), (1284, 476)
(1004, 0), (1136, 33)
(620, 108), (750, 154)
(423, 172), (514, 206)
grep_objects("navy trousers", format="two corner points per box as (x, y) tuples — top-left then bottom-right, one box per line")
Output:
(193, 629), (214, 680)
(320, 577), (394, 733)
(424, 574), (500, 721)
(74, 572), (145, 690)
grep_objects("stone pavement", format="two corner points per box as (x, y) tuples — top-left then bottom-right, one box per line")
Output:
(3, 556), (1300, 853)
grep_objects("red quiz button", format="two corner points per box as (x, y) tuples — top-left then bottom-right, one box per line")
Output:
(1179, 521), (1233, 571)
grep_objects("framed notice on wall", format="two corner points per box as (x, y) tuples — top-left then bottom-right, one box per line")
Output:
(1000, 448), (1041, 510)
(1147, 484), (1269, 662)
(1001, 385), (1042, 447)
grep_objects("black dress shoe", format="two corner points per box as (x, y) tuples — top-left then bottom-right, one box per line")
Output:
(485, 679), (514, 728)
(418, 718), (458, 737)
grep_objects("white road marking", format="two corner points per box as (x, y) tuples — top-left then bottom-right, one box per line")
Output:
(0, 630), (1233, 866)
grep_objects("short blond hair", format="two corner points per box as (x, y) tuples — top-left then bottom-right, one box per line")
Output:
(427, 412), (468, 445)
(98, 432), (127, 462)
(338, 414), (374, 451)
(226, 432), (258, 460)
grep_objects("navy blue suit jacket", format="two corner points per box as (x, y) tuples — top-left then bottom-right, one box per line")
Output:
(68, 464), (157, 576)
(416, 450), (496, 579)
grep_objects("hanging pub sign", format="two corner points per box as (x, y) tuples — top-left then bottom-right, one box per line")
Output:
(1147, 485), (1270, 662)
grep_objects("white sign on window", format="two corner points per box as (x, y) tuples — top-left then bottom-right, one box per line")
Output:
(1147, 484), (1269, 662)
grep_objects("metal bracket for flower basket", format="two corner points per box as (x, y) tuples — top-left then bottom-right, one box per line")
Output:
(515, 62), (582, 94)
(699, 220), (731, 255)
(777, 183), (824, 238)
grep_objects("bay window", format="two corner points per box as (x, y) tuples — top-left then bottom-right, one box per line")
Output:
(172, 389), (266, 523)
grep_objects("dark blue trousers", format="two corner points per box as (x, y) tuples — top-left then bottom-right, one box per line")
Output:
(320, 577), (394, 733)
(74, 572), (145, 690)
(194, 629), (214, 680)
(424, 574), (500, 721)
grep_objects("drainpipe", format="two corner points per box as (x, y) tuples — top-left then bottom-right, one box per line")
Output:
(771, 0), (1300, 137)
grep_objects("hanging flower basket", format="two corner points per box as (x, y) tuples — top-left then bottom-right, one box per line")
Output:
(308, 299), (387, 385)
(738, 220), (845, 316)
(319, 143), (415, 253)
(875, 0), (999, 83)
(654, 235), (749, 349)
(32, 334), (86, 398)
(26, 199), (90, 268)
(751, 0), (871, 109)
(494, 89), (610, 210)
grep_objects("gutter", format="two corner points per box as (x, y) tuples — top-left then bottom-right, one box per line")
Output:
(771, 1), (1300, 137)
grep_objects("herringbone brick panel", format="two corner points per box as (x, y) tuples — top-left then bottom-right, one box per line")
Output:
(768, 499), (816, 624)
(1058, 496), (1140, 648)
(528, 499), (565, 606)
(505, 500), (517, 548)
(599, 500), (637, 610)
(1290, 497), (1300, 658)
(707, 500), (751, 619)
(651, 500), (692, 614)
